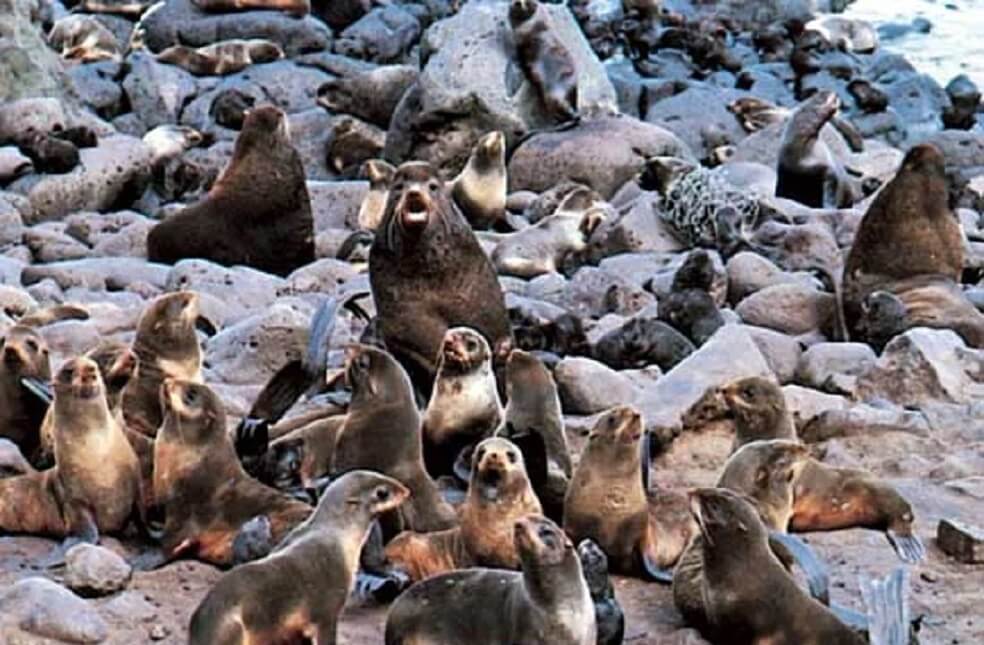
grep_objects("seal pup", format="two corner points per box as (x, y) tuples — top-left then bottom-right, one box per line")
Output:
(564, 406), (697, 582)
(578, 539), (625, 645)
(0, 357), (140, 559)
(0, 325), (51, 464)
(123, 291), (202, 436)
(385, 437), (543, 582)
(369, 161), (513, 396)
(776, 90), (860, 208)
(658, 249), (725, 346)
(189, 470), (409, 645)
(47, 14), (121, 62)
(384, 514), (596, 645)
(843, 143), (983, 347)
(422, 327), (503, 478)
(152, 379), (312, 567)
(451, 131), (508, 230)
(332, 344), (457, 534)
(147, 105), (315, 278)
(190, 0), (310, 17)
(357, 159), (395, 231)
(720, 376), (797, 450)
(509, 0), (579, 122)
(492, 194), (606, 278)
(593, 316), (695, 372)
(156, 39), (284, 76)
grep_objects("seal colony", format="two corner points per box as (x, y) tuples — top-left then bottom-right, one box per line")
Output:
(0, 0), (980, 641)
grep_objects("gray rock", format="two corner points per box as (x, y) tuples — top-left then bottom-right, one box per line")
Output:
(796, 342), (876, 390)
(41, 320), (103, 357)
(122, 52), (198, 131)
(508, 115), (693, 199)
(165, 260), (285, 322)
(70, 61), (125, 119)
(24, 224), (91, 262)
(943, 477), (984, 500)
(537, 266), (654, 319)
(0, 577), (107, 643)
(588, 195), (685, 258)
(799, 402), (931, 442)
(308, 181), (368, 231)
(335, 5), (421, 64)
(637, 324), (773, 439)
(232, 61), (331, 114)
(0, 3), (77, 104)
(735, 283), (836, 337)
(781, 384), (849, 428)
(937, 519), (984, 564)
(281, 259), (360, 295)
(0, 284), (38, 317)
(747, 325), (803, 384)
(64, 544), (132, 597)
(288, 109), (334, 181)
(554, 356), (637, 415)
(23, 258), (169, 292)
(100, 591), (159, 623)
(856, 328), (984, 406)
(644, 86), (749, 161)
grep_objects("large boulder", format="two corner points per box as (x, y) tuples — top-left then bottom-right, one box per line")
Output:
(0, 0), (77, 103)
(0, 577), (108, 643)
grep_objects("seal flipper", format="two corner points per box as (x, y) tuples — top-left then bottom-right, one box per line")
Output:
(231, 515), (273, 565)
(860, 567), (910, 645)
(452, 443), (475, 485)
(641, 430), (652, 492)
(43, 508), (100, 568)
(639, 549), (674, 584)
(886, 529), (926, 564)
(768, 531), (830, 605)
(20, 376), (53, 405)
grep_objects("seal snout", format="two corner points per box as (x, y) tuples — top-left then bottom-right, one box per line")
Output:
(2, 345), (22, 366)
(399, 189), (431, 227)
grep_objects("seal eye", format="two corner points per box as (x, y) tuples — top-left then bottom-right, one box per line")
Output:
(506, 451), (517, 464)
(466, 339), (477, 352)
(743, 387), (755, 400)
(391, 182), (405, 193)
(606, 415), (617, 429)
(375, 487), (390, 502)
(427, 181), (440, 192)
(183, 388), (199, 406)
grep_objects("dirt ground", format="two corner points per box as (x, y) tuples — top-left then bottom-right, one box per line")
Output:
(0, 421), (981, 644)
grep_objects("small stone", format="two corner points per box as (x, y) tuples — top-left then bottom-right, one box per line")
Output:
(149, 624), (169, 640)
(937, 518), (984, 563)
(64, 544), (132, 597)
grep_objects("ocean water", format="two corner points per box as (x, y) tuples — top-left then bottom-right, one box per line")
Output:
(841, 0), (984, 88)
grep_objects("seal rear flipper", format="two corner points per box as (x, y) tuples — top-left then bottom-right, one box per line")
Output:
(886, 529), (926, 564)
(20, 376), (53, 406)
(128, 547), (174, 572)
(860, 567), (912, 645)
(768, 531), (830, 605)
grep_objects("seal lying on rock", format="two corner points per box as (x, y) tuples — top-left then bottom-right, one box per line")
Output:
(156, 39), (284, 76)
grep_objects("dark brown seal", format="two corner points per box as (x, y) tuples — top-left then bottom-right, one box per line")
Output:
(384, 514), (596, 645)
(0, 325), (51, 464)
(563, 406), (697, 581)
(189, 470), (409, 645)
(147, 105), (315, 277)
(509, 0), (579, 122)
(152, 379), (312, 567)
(331, 344), (457, 534)
(368, 161), (513, 395)
(123, 291), (203, 436)
(191, 0), (310, 17)
(385, 436), (542, 582)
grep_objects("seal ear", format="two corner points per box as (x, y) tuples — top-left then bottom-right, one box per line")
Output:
(578, 208), (606, 238)
(755, 466), (769, 487)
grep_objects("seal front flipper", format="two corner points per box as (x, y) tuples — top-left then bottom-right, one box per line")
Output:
(20, 376), (53, 405)
(43, 508), (100, 568)
(639, 546), (674, 584)
(886, 529), (926, 564)
(769, 531), (830, 605)
(861, 567), (910, 645)
(232, 515), (274, 565)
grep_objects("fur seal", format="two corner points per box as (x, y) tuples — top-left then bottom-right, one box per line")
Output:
(451, 131), (507, 230)
(123, 291), (203, 436)
(593, 316), (695, 371)
(0, 325), (51, 464)
(156, 39), (284, 76)
(190, 0), (310, 17)
(509, 0), (579, 122)
(369, 161), (513, 395)
(847, 79), (889, 113)
(189, 470), (408, 645)
(0, 357), (140, 557)
(492, 192), (606, 278)
(357, 159), (395, 231)
(316, 65), (418, 129)
(721, 376), (797, 450)
(48, 14), (121, 62)
(147, 104), (315, 277)
(578, 539), (625, 645)
(384, 514), (596, 645)
(422, 327), (503, 478)
(152, 379), (312, 567)
(332, 344), (457, 534)
(210, 88), (255, 130)
(564, 406), (697, 581)
(777, 90), (860, 208)
(843, 143), (983, 347)
(385, 436), (542, 582)
(15, 131), (79, 174)
(658, 249), (726, 346)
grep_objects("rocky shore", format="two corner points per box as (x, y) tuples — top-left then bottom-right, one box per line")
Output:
(0, 0), (982, 643)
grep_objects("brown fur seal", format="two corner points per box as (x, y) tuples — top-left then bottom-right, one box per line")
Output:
(843, 143), (983, 347)
(48, 14), (121, 62)
(492, 193), (606, 278)
(422, 327), (503, 478)
(189, 470), (409, 645)
(369, 161), (513, 395)
(191, 0), (310, 17)
(385, 436), (542, 582)
(0, 325), (51, 464)
(123, 292), (203, 436)
(509, 0), (579, 122)
(563, 406), (697, 581)
(357, 159), (395, 231)
(0, 357), (140, 556)
(384, 514), (596, 645)
(688, 487), (870, 644)
(451, 131), (507, 230)
(332, 344), (457, 534)
(776, 90), (860, 208)
(156, 39), (284, 76)
(720, 376), (797, 449)
(153, 379), (312, 567)
(316, 65), (418, 129)
(147, 105), (315, 277)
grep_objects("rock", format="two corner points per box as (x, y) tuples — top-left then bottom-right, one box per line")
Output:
(0, 194), (25, 250)
(24, 224), (91, 262)
(537, 266), (654, 319)
(307, 180), (368, 231)
(166, 260), (285, 322)
(122, 51), (198, 131)
(19, 135), (153, 222)
(782, 384), (849, 428)
(637, 324), (773, 440)
(747, 325), (803, 384)
(281, 259), (360, 295)
(0, 284), (38, 316)
(0, 577), (108, 643)
(385, 0), (616, 172)
(508, 115), (693, 199)
(726, 251), (819, 305)
(70, 61), (125, 119)
(588, 194), (685, 258)
(0, 1), (77, 103)
(41, 320), (104, 357)
(856, 329), (984, 406)
(796, 342), (876, 390)
(23, 258), (169, 292)
(0, 438), (32, 476)
(735, 283), (836, 337)
(943, 476), (984, 500)
(230, 61), (331, 114)
(288, 109), (335, 181)
(100, 591), (159, 623)
(730, 119), (852, 171)
(937, 519), (984, 564)
(554, 356), (637, 414)
(335, 5), (421, 64)
(799, 403), (931, 442)
(882, 73), (947, 140)
(64, 544), (133, 597)
(139, 0), (331, 57)
(204, 301), (313, 384)
(644, 86), (749, 161)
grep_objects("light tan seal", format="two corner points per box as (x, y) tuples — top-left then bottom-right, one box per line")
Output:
(156, 39), (284, 76)
(451, 131), (507, 230)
